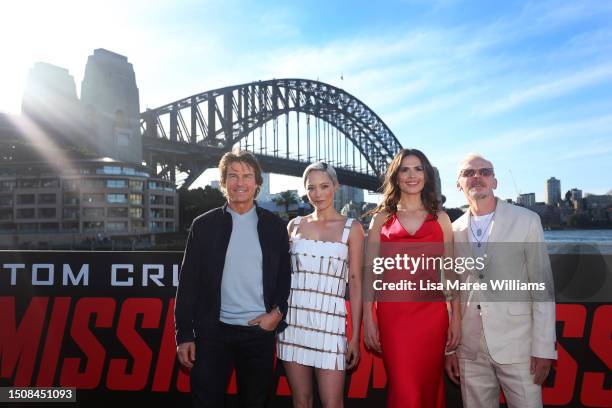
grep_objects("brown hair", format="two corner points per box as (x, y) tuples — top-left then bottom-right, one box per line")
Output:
(218, 149), (263, 197)
(370, 148), (440, 219)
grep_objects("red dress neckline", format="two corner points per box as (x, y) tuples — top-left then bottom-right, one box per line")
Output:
(381, 212), (442, 243)
(394, 212), (434, 237)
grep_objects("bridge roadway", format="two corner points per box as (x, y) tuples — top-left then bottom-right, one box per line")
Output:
(143, 135), (384, 191)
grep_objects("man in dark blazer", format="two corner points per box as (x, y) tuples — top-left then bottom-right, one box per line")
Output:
(175, 149), (291, 407)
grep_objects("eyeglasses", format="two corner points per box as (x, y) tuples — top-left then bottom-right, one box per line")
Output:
(459, 168), (494, 178)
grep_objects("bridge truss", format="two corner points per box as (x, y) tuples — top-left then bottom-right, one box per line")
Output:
(140, 79), (402, 191)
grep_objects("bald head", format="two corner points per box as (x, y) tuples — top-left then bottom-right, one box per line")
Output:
(457, 153), (494, 179)
(456, 153), (497, 204)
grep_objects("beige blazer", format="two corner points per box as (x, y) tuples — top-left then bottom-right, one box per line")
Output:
(452, 198), (557, 364)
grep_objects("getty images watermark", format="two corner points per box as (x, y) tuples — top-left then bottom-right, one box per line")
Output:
(371, 254), (546, 292)
(363, 242), (561, 302)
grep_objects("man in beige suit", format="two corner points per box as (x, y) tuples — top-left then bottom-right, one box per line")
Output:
(445, 154), (557, 408)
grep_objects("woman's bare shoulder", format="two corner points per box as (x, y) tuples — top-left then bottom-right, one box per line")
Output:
(369, 211), (390, 230)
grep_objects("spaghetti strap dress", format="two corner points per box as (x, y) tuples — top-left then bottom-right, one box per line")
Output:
(377, 213), (448, 408)
(277, 217), (354, 370)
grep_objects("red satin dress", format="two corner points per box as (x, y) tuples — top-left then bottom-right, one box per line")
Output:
(377, 213), (448, 408)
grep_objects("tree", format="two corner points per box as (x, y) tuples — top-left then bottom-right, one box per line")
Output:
(273, 190), (299, 215)
(179, 186), (226, 231)
(445, 207), (465, 223)
(300, 194), (313, 214)
(567, 213), (591, 228)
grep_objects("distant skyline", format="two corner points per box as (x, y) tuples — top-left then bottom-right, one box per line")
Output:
(2, 0), (611, 207)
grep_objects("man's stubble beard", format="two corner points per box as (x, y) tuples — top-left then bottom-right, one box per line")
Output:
(468, 189), (490, 201)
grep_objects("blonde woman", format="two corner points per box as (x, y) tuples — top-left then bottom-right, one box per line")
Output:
(277, 161), (365, 408)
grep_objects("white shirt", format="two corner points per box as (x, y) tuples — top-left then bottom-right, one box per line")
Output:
(468, 211), (495, 257)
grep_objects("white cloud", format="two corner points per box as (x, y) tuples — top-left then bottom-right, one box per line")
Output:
(490, 114), (612, 147)
(477, 63), (612, 116)
(555, 138), (612, 161)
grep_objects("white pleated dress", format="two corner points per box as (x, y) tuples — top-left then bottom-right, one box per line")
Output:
(277, 216), (354, 370)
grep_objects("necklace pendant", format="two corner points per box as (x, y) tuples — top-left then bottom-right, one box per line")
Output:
(477, 243), (482, 248)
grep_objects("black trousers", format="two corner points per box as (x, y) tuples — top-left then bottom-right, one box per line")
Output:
(190, 322), (276, 408)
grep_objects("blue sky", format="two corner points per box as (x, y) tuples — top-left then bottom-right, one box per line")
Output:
(1, 0), (611, 207)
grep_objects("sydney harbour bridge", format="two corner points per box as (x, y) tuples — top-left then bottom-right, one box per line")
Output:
(140, 79), (403, 191)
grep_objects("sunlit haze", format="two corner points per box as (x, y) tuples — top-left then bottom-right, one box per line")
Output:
(2, 0), (611, 206)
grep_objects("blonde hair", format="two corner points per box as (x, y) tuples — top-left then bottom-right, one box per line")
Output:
(302, 161), (338, 187)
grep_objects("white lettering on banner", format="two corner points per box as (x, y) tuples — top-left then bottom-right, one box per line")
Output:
(173, 264), (179, 287)
(63, 264), (89, 286)
(3, 263), (25, 285)
(33, 264), (54, 285)
(111, 264), (134, 286)
(142, 264), (164, 286)
(1, 262), (181, 287)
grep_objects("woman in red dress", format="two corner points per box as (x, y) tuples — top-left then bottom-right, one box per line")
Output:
(363, 149), (461, 408)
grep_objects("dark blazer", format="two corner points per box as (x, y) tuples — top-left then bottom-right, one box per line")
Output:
(174, 202), (291, 345)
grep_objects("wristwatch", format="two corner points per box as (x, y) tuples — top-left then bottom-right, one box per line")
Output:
(272, 306), (283, 318)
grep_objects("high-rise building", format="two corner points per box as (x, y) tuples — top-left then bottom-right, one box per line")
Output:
(545, 177), (561, 205)
(0, 50), (178, 248)
(21, 62), (94, 150)
(22, 62), (79, 115)
(258, 172), (272, 202)
(517, 193), (536, 207)
(81, 49), (142, 164)
(570, 188), (582, 201)
(584, 193), (612, 222)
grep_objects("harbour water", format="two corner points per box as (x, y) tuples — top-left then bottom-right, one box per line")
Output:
(544, 229), (612, 243)
(545, 229), (612, 255)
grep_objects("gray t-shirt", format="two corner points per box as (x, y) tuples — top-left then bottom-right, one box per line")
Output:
(219, 206), (267, 325)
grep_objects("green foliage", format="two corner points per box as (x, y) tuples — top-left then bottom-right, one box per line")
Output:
(179, 186), (226, 230)
(272, 190), (299, 214)
(445, 207), (465, 223)
(566, 213), (592, 228)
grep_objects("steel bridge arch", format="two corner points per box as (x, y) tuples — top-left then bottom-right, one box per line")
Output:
(141, 78), (402, 189)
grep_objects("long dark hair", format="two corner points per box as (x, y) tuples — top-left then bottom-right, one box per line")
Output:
(370, 148), (440, 220)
